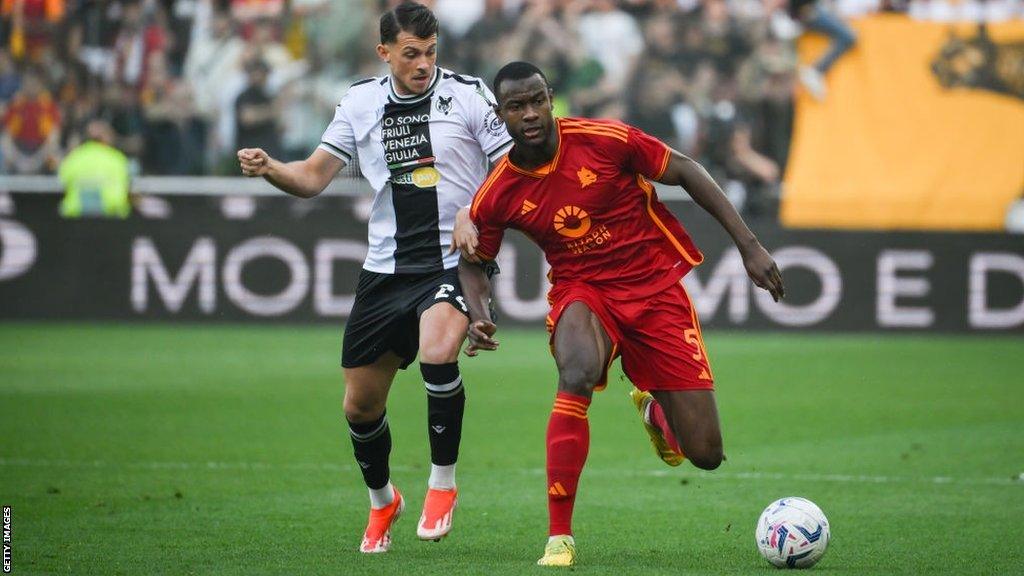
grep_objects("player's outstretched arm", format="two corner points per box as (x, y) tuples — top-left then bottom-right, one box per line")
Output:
(458, 256), (498, 356)
(449, 207), (481, 263)
(658, 150), (785, 301)
(237, 147), (345, 199)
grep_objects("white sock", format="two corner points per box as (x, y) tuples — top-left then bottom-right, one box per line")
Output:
(369, 481), (394, 509)
(428, 464), (456, 490)
(548, 535), (574, 544)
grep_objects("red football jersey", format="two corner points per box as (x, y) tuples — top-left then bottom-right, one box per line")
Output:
(470, 117), (704, 300)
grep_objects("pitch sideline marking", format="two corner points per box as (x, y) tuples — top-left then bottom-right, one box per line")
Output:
(0, 457), (1019, 487)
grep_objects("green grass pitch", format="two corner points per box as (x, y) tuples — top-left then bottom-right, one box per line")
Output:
(1, 324), (1022, 575)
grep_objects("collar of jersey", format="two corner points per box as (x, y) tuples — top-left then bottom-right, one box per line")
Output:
(388, 66), (440, 104)
(506, 118), (564, 178)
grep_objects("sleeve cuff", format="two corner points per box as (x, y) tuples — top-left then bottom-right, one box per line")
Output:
(486, 139), (514, 162)
(318, 141), (353, 162)
(653, 145), (671, 180)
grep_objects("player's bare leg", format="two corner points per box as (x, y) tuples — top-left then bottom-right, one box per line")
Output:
(343, 352), (405, 552)
(537, 302), (613, 567)
(416, 301), (470, 541)
(650, 390), (724, 470)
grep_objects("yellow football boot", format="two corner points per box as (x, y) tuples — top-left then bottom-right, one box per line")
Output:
(537, 535), (577, 567)
(630, 388), (685, 467)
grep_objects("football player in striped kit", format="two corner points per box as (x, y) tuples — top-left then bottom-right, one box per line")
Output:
(237, 1), (512, 553)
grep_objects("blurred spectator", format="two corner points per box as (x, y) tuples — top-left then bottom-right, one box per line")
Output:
(66, 0), (120, 79)
(210, 17), (298, 167)
(457, 0), (512, 81)
(435, 0), (485, 37)
(234, 58), (280, 159)
(625, 17), (688, 147)
(98, 81), (146, 166)
(231, 0), (284, 24)
(231, 0), (283, 39)
(0, 48), (20, 104)
(111, 0), (170, 89)
(184, 10), (243, 160)
(2, 68), (61, 174)
(141, 50), (201, 174)
(59, 70), (101, 149)
(58, 118), (131, 218)
(774, 0), (857, 99)
(696, 0), (753, 78)
(571, 0), (644, 116)
(278, 50), (348, 161)
(1, 0), (65, 63)
(290, 0), (368, 74)
(736, 37), (796, 175)
(162, 0), (199, 70)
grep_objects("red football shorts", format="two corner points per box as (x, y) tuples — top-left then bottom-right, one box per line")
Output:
(545, 279), (714, 392)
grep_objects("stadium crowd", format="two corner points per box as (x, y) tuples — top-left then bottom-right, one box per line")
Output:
(1, 0), (1022, 214)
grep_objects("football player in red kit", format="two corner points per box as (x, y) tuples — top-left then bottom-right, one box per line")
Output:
(453, 61), (785, 567)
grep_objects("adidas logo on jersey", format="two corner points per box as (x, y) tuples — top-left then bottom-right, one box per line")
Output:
(521, 200), (537, 215)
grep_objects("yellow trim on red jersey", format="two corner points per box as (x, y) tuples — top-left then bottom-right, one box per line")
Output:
(470, 157), (510, 217)
(654, 146), (671, 180)
(636, 175), (703, 267)
(561, 128), (628, 144)
(506, 121), (565, 178)
(560, 118), (628, 136)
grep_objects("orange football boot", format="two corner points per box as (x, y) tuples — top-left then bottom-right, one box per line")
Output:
(417, 487), (458, 541)
(359, 486), (404, 553)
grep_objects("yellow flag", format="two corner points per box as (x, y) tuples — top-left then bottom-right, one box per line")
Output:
(782, 15), (1024, 231)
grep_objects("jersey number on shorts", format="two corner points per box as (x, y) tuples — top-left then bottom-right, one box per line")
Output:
(684, 328), (704, 361)
(435, 283), (468, 312)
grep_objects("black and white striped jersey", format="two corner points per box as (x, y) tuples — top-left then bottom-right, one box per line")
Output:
(318, 66), (513, 274)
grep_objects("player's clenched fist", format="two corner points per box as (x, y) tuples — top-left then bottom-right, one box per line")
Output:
(237, 148), (271, 177)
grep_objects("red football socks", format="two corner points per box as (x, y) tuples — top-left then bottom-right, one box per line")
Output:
(546, 391), (591, 536)
(648, 398), (683, 455)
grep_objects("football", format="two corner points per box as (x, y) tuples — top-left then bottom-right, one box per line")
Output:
(755, 497), (830, 569)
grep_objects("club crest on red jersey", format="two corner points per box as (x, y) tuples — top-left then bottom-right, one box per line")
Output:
(577, 167), (597, 188)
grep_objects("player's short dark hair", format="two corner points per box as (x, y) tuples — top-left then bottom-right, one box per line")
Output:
(492, 61), (549, 104)
(380, 1), (438, 45)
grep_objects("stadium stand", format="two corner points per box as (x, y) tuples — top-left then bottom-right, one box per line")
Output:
(1, 0), (1022, 221)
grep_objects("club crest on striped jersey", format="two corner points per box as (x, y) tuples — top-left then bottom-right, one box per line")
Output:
(436, 95), (453, 115)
